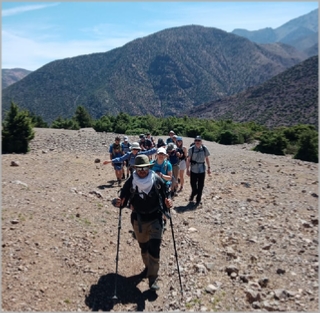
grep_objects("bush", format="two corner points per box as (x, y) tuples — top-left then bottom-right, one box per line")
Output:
(2, 102), (35, 154)
(253, 132), (288, 155)
(294, 130), (318, 163)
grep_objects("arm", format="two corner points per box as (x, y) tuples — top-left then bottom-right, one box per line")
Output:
(103, 152), (130, 165)
(186, 155), (191, 176)
(140, 147), (157, 155)
(205, 156), (211, 174)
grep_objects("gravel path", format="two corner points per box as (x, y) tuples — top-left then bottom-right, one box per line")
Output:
(2, 127), (318, 311)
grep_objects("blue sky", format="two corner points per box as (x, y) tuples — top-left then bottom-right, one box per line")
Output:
(1, 1), (318, 71)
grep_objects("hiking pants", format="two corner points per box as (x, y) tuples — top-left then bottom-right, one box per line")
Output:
(132, 218), (163, 280)
(190, 171), (205, 203)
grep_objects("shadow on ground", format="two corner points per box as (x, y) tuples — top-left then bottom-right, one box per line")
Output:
(97, 180), (119, 189)
(85, 272), (158, 311)
(173, 202), (197, 213)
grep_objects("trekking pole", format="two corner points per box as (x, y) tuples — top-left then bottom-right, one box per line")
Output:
(112, 205), (123, 300)
(168, 208), (183, 296)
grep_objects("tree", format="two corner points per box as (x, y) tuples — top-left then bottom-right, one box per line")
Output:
(294, 130), (318, 163)
(74, 105), (92, 128)
(2, 102), (35, 153)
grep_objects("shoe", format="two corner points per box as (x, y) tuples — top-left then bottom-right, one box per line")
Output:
(195, 201), (202, 206)
(178, 186), (183, 192)
(127, 174), (129, 178)
(118, 180), (122, 186)
(149, 278), (160, 291)
(122, 174), (125, 179)
(139, 266), (148, 278)
(189, 195), (194, 202)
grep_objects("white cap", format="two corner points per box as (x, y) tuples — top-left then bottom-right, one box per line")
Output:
(157, 147), (167, 155)
(124, 136), (128, 141)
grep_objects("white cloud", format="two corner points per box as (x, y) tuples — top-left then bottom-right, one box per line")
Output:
(2, 2), (60, 17)
(1, 29), (139, 71)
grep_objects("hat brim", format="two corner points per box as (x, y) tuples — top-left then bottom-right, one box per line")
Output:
(134, 163), (154, 168)
(130, 147), (141, 150)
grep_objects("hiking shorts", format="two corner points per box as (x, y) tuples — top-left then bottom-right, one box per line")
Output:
(113, 163), (123, 170)
(179, 159), (186, 171)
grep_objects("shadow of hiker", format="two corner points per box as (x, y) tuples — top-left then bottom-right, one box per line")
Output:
(97, 180), (118, 189)
(173, 202), (197, 213)
(85, 272), (158, 311)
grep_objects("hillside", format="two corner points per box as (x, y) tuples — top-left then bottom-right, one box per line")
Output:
(232, 9), (318, 55)
(2, 68), (32, 89)
(185, 55), (318, 129)
(2, 128), (318, 311)
(1, 25), (308, 124)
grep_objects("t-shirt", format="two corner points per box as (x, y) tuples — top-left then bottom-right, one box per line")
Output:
(109, 143), (123, 163)
(188, 145), (210, 174)
(152, 160), (172, 186)
(121, 142), (131, 153)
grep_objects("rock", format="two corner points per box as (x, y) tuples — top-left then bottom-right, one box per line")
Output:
(10, 161), (19, 166)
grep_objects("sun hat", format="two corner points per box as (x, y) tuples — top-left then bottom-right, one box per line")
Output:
(134, 155), (154, 167)
(169, 130), (175, 134)
(195, 135), (202, 141)
(157, 147), (167, 155)
(167, 143), (175, 152)
(177, 136), (183, 141)
(130, 142), (141, 150)
(173, 135), (178, 139)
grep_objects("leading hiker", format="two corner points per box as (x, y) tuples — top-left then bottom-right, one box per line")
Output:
(113, 154), (173, 291)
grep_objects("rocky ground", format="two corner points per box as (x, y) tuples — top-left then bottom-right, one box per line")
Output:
(1, 127), (319, 312)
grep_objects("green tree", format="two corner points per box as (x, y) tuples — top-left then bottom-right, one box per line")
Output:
(253, 132), (288, 155)
(74, 105), (92, 128)
(294, 130), (318, 163)
(2, 102), (35, 153)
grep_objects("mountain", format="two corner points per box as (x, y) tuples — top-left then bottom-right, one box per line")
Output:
(232, 9), (318, 56)
(2, 68), (32, 89)
(1, 25), (308, 123)
(184, 55), (318, 129)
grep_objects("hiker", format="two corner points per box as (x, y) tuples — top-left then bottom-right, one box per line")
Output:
(146, 132), (155, 148)
(166, 142), (180, 197)
(166, 130), (175, 144)
(121, 136), (131, 179)
(103, 142), (157, 176)
(176, 136), (187, 192)
(186, 136), (211, 206)
(108, 136), (124, 186)
(151, 147), (173, 231)
(140, 133), (154, 161)
(156, 138), (166, 149)
(114, 154), (173, 291)
(152, 147), (173, 194)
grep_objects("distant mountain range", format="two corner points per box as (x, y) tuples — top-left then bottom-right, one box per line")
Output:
(232, 9), (318, 53)
(185, 55), (318, 128)
(2, 68), (32, 89)
(2, 9), (318, 128)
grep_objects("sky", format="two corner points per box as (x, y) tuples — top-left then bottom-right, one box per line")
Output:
(1, 1), (318, 71)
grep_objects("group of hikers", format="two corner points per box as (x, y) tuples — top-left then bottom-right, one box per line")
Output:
(102, 130), (211, 292)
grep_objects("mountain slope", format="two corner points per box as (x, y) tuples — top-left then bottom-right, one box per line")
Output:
(2, 68), (32, 89)
(2, 25), (307, 123)
(185, 55), (318, 128)
(232, 9), (318, 54)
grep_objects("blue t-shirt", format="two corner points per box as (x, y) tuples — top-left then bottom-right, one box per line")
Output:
(152, 160), (172, 186)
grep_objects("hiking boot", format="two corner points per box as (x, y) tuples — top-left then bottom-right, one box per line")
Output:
(118, 180), (122, 186)
(149, 278), (160, 291)
(189, 195), (194, 202)
(195, 201), (202, 207)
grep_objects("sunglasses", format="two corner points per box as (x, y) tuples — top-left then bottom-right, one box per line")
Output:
(136, 167), (150, 172)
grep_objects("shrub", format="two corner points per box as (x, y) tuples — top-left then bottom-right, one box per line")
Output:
(294, 130), (318, 163)
(253, 132), (288, 155)
(2, 102), (35, 154)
